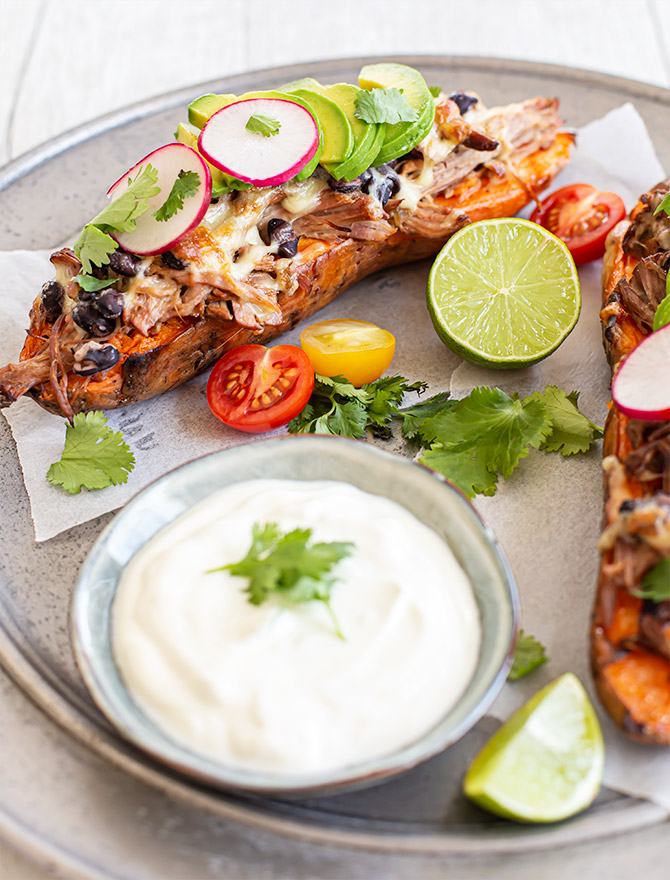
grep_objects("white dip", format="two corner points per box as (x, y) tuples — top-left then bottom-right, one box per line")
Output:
(112, 479), (481, 775)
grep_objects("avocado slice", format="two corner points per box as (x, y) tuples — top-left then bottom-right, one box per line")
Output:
(280, 77), (324, 93)
(286, 88), (354, 166)
(321, 83), (384, 181)
(188, 93), (237, 129)
(358, 63), (435, 164)
(175, 122), (250, 197)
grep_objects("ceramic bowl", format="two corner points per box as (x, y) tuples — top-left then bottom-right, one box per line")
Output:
(72, 435), (519, 796)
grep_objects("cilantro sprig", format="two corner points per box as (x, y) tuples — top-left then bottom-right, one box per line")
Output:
(288, 374), (426, 439)
(406, 385), (603, 498)
(153, 169), (201, 222)
(631, 559), (670, 603)
(73, 275), (119, 293)
(46, 412), (135, 494)
(73, 164), (160, 273)
(209, 522), (353, 639)
(290, 378), (601, 497)
(246, 113), (282, 137)
(653, 279), (670, 331)
(354, 87), (418, 125)
(509, 631), (549, 680)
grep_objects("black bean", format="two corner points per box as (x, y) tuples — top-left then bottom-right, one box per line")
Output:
(362, 165), (400, 206)
(40, 280), (64, 322)
(109, 250), (141, 276)
(328, 176), (363, 193)
(266, 218), (300, 258)
(449, 92), (478, 115)
(73, 343), (120, 376)
(96, 290), (125, 319)
(72, 304), (117, 337)
(161, 251), (188, 271)
(462, 130), (499, 152)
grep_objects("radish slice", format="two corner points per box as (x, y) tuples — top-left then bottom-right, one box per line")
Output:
(612, 323), (670, 420)
(107, 143), (212, 256)
(198, 98), (319, 187)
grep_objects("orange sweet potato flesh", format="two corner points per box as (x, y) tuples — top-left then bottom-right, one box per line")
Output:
(592, 206), (670, 746)
(23, 133), (572, 415)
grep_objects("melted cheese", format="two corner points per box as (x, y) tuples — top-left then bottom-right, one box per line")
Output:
(281, 175), (328, 216)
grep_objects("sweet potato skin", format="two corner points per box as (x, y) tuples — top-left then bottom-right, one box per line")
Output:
(592, 216), (670, 746)
(24, 133), (572, 415)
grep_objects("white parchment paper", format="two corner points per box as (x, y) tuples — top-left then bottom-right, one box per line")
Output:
(1, 104), (668, 809)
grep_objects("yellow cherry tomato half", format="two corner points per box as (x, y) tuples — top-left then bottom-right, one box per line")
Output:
(299, 319), (396, 386)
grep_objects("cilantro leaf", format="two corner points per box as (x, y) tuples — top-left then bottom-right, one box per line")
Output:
(46, 412), (135, 494)
(245, 113), (282, 137)
(313, 374), (370, 402)
(419, 387), (551, 479)
(528, 386), (603, 456)
(288, 374), (425, 438)
(428, 85), (442, 98)
(288, 375), (370, 437)
(653, 193), (670, 216)
(73, 164), (160, 273)
(364, 376), (427, 435)
(73, 224), (118, 275)
(153, 169), (201, 222)
(401, 392), (455, 440)
(354, 87), (418, 125)
(420, 446), (498, 498)
(509, 631), (549, 680)
(91, 164), (160, 234)
(73, 274), (118, 293)
(210, 522), (353, 638)
(631, 559), (670, 602)
(653, 290), (670, 330)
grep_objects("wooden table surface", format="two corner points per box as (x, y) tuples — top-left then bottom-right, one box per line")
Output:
(1, 0), (669, 876)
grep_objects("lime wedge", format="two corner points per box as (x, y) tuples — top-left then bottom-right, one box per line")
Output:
(427, 218), (581, 369)
(463, 673), (604, 823)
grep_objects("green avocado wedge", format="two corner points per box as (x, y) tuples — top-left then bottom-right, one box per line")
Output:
(280, 77), (324, 93)
(188, 93), (237, 129)
(321, 83), (385, 181)
(358, 62), (435, 164)
(286, 88), (354, 166)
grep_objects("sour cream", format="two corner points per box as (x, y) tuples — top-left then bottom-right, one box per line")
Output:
(112, 479), (481, 775)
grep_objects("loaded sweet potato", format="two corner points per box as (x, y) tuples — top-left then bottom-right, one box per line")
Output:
(592, 181), (670, 744)
(0, 89), (571, 418)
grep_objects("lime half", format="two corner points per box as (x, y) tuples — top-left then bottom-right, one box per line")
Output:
(463, 673), (604, 823)
(427, 218), (581, 368)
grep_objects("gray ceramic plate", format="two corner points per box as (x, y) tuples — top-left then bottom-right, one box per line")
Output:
(72, 436), (518, 796)
(0, 57), (669, 878)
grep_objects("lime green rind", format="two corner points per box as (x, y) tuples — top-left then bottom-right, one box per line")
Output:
(463, 673), (605, 823)
(426, 218), (581, 369)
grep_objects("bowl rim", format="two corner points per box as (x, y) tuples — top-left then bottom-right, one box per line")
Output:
(71, 433), (520, 796)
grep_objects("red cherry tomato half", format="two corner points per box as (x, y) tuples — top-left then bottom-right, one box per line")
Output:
(530, 184), (626, 266)
(207, 344), (314, 433)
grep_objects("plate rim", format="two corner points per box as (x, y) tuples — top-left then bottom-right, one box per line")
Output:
(0, 54), (668, 867)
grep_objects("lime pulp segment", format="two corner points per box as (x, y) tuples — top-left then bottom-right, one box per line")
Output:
(427, 219), (581, 368)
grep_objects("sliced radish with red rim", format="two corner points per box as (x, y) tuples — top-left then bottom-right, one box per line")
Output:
(107, 143), (212, 256)
(612, 323), (670, 420)
(198, 98), (319, 187)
